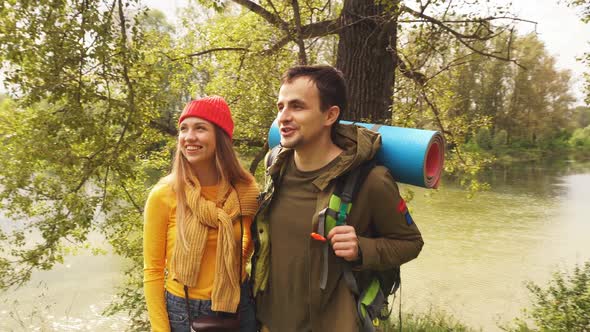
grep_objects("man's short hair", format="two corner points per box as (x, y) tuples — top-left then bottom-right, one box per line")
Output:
(281, 65), (347, 122)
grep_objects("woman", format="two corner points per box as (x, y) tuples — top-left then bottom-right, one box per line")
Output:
(143, 96), (259, 332)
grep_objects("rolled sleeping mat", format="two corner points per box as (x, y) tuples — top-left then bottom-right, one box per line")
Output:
(267, 119), (445, 189)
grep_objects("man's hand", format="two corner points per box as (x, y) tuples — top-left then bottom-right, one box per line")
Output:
(326, 225), (359, 261)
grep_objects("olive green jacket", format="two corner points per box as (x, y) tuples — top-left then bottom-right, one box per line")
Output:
(251, 123), (424, 331)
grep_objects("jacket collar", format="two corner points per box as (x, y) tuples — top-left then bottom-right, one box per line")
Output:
(268, 123), (382, 191)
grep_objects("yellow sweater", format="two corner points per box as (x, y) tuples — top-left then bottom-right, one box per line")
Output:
(143, 182), (254, 332)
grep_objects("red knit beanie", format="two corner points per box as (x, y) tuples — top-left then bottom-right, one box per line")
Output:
(178, 96), (234, 139)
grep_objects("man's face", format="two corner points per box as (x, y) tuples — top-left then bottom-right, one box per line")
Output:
(276, 77), (331, 150)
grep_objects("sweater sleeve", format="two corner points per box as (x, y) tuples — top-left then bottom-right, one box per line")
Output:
(242, 215), (254, 268)
(357, 167), (424, 270)
(143, 184), (172, 332)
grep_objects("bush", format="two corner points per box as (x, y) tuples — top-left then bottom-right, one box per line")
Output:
(462, 139), (481, 152)
(501, 261), (590, 332)
(569, 125), (590, 148)
(492, 129), (508, 150)
(475, 127), (493, 150)
(381, 309), (479, 332)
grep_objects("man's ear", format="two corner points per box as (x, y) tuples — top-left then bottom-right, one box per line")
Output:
(324, 105), (340, 127)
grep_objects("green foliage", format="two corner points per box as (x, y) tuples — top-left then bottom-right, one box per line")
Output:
(493, 129), (508, 149)
(104, 264), (149, 332)
(0, 0), (584, 329)
(567, 0), (590, 23)
(566, 1), (590, 105)
(0, 1), (191, 327)
(502, 262), (590, 332)
(475, 128), (493, 150)
(381, 309), (479, 332)
(533, 130), (571, 151)
(395, 29), (579, 169)
(195, 9), (296, 154)
(0, 0), (325, 328)
(572, 106), (590, 128)
(443, 144), (494, 198)
(569, 125), (590, 148)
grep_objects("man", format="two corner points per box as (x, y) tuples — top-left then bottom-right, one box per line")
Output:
(250, 65), (424, 331)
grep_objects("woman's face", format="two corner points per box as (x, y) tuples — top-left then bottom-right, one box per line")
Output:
(178, 117), (217, 168)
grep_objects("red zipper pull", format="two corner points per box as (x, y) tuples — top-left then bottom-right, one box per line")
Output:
(310, 232), (327, 242)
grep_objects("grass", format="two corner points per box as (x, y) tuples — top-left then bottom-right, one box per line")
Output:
(378, 309), (480, 332)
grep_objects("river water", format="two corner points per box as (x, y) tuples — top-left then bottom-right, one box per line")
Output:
(0, 230), (129, 331)
(402, 159), (590, 331)
(0, 159), (589, 331)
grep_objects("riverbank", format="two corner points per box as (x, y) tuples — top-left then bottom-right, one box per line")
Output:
(401, 160), (590, 331)
(492, 147), (590, 165)
(461, 143), (590, 166)
(0, 232), (130, 332)
(2, 159), (589, 331)
(381, 310), (479, 332)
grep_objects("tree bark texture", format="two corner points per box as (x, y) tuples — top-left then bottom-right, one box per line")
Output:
(336, 0), (398, 123)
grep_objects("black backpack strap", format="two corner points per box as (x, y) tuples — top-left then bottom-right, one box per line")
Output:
(322, 157), (400, 331)
(337, 159), (377, 197)
(319, 159), (377, 293)
(349, 159), (377, 201)
(345, 160), (379, 332)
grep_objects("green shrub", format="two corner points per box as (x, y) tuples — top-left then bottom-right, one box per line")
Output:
(536, 129), (571, 150)
(475, 127), (493, 150)
(492, 129), (508, 150)
(463, 139), (481, 152)
(569, 125), (590, 148)
(381, 309), (479, 332)
(501, 261), (590, 332)
(508, 138), (537, 149)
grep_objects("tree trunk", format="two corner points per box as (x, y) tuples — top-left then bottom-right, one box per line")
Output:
(336, 0), (398, 123)
(249, 141), (269, 175)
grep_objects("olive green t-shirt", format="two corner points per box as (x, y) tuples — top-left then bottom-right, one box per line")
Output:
(257, 154), (341, 332)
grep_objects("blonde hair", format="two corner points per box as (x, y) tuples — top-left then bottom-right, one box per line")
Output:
(163, 125), (254, 250)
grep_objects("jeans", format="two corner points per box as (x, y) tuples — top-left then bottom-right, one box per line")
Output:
(166, 281), (257, 332)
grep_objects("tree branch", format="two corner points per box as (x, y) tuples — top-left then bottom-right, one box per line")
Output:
(261, 36), (291, 55)
(231, 0), (290, 31)
(166, 47), (250, 61)
(185, 47), (250, 58)
(419, 89), (453, 138)
(418, 88), (470, 171)
(122, 183), (143, 215)
(249, 141), (269, 174)
(401, 5), (524, 68)
(149, 119), (177, 136)
(393, 50), (427, 86)
(420, 0), (433, 14)
(115, 0), (138, 153)
(230, 0), (346, 56)
(101, 165), (110, 212)
(299, 18), (343, 38)
(426, 52), (479, 82)
(399, 16), (537, 24)
(291, 0), (308, 64)
(402, 5), (494, 40)
(233, 137), (265, 148)
(260, 17), (340, 55)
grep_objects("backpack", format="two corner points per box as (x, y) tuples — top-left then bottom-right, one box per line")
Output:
(266, 146), (401, 332)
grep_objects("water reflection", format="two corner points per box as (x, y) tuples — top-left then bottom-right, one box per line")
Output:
(0, 234), (128, 331)
(1, 160), (588, 331)
(402, 159), (590, 331)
